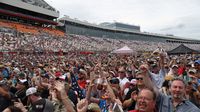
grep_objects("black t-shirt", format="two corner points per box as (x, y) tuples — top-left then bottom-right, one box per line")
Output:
(31, 98), (46, 112)
(31, 98), (54, 112)
(15, 88), (28, 106)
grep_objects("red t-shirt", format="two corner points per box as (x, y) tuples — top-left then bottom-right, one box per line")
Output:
(78, 80), (86, 89)
(178, 67), (185, 75)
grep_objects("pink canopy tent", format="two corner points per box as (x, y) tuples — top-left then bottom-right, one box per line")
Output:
(112, 46), (136, 54)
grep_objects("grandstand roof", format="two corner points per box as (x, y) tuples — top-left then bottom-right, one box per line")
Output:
(59, 16), (199, 42)
(0, 0), (59, 18)
(20, 0), (56, 12)
(0, 8), (57, 25)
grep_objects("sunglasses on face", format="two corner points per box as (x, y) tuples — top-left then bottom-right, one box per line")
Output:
(110, 78), (119, 84)
(136, 77), (143, 80)
(189, 72), (195, 74)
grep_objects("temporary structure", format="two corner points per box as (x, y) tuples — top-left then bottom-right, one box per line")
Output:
(112, 46), (136, 54)
(168, 44), (199, 55)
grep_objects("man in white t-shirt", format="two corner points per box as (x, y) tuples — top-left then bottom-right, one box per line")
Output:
(117, 67), (129, 91)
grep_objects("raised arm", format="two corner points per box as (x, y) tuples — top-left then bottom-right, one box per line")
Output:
(86, 78), (95, 101)
(159, 53), (165, 69)
(139, 64), (159, 95)
(54, 81), (76, 112)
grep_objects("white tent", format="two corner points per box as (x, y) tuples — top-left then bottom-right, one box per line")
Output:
(112, 46), (136, 54)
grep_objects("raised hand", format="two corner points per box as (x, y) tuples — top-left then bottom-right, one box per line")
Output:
(77, 99), (88, 112)
(54, 81), (65, 91)
(14, 101), (27, 112)
(54, 81), (69, 96)
(139, 64), (149, 74)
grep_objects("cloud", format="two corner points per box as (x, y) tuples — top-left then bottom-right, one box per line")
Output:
(45, 0), (200, 39)
(160, 24), (185, 31)
(154, 15), (200, 39)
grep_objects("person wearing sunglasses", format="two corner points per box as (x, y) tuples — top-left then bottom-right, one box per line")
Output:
(117, 67), (129, 90)
(135, 71), (145, 91)
(148, 53), (166, 90)
(129, 88), (157, 112)
(122, 71), (144, 111)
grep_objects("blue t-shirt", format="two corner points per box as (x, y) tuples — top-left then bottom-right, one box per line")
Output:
(99, 99), (108, 112)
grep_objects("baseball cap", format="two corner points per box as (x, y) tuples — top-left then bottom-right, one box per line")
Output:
(151, 63), (158, 68)
(194, 60), (200, 65)
(87, 103), (101, 112)
(172, 65), (178, 68)
(55, 71), (62, 77)
(188, 68), (196, 74)
(130, 79), (137, 85)
(58, 75), (67, 81)
(19, 79), (27, 83)
(79, 69), (87, 75)
(17, 79), (29, 87)
(26, 87), (37, 96)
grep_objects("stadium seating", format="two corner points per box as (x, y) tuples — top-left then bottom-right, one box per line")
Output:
(42, 27), (64, 36)
(0, 19), (200, 52)
(0, 19), (64, 36)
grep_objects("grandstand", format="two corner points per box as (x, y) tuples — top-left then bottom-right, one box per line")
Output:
(0, 0), (64, 36)
(59, 16), (200, 44)
(0, 0), (59, 25)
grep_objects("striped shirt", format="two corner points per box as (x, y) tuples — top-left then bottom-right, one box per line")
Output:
(157, 93), (200, 112)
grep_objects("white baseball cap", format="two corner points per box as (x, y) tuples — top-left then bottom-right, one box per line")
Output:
(130, 79), (137, 85)
(26, 87), (37, 96)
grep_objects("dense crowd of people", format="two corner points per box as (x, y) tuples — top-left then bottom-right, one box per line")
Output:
(1, 21), (200, 112)
(0, 48), (200, 112)
(1, 25), (200, 52)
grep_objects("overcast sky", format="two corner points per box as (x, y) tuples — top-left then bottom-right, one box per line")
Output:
(45, 0), (200, 40)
